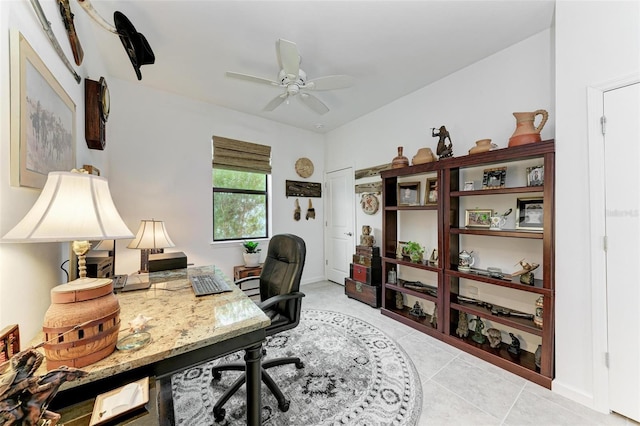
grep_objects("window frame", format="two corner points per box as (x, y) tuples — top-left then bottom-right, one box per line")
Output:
(212, 172), (270, 242)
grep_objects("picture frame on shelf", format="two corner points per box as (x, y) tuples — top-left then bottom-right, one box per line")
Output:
(526, 165), (544, 186)
(397, 182), (420, 206)
(10, 29), (76, 189)
(463, 181), (475, 191)
(465, 209), (493, 228)
(425, 178), (438, 205)
(482, 167), (507, 189)
(516, 197), (544, 230)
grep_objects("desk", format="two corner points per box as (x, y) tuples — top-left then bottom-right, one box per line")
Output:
(32, 265), (270, 425)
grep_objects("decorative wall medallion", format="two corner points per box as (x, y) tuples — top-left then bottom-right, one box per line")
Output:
(361, 193), (379, 215)
(295, 157), (314, 178)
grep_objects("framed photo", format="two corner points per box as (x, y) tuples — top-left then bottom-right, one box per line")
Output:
(482, 167), (507, 190)
(516, 197), (544, 230)
(526, 165), (544, 186)
(465, 209), (493, 228)
(463, 181), (475, 191)
(10, 29), (76, 189)
(397, 182), (420, 206)
(425, 178), (438, 205)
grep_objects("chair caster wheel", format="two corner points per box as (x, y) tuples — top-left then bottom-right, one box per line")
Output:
(295, 361), (305, 369)
(214, 407), (226, 422)
(212, 370), (221, 380)
(278, 399), (290, 412)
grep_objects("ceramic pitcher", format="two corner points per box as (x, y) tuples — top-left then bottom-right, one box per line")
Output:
(508, 109), (549, 147)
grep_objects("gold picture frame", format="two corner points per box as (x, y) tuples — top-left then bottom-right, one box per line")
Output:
(10, 29), (76, 189)
(465, 209), (493, 228)
(425, 178), (438, 205)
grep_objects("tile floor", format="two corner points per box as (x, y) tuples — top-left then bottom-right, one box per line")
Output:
(300, 280), (637, 426)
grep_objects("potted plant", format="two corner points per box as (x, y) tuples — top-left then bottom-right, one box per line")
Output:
(404, 241), (424, 263)
(242, 241), (261, 267)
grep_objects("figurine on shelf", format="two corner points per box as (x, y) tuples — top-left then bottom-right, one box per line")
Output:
(509, 258), (540, 285)
(430, 304), (438, 328)
(409, 301), (427, 318)
(456, 311), (469, 338)
(486, 328), (502, 348)
(432, 125), (453, 159)
(470, 316), (486, 344)
(508, 333), (521, 357)
(395, 292), (404, 310)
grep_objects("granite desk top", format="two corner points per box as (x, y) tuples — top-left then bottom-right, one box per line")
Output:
(32, 265), (270, 391)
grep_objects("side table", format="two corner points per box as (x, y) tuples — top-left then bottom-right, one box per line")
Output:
(234, 265), (262, 301)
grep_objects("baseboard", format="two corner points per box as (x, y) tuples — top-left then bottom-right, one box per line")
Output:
(300, 275), (326, 286)
(552, 380), (606, 413)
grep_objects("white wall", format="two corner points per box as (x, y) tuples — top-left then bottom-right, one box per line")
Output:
(0, 0), (324, 346)
(106, 79), (326, 283)
(554, 0), (640, 409)
(326, 29), (554, 262)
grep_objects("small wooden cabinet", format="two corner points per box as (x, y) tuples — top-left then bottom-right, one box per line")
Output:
(234, 265), (262, 301)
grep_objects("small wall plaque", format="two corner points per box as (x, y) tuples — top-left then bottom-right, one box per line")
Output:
(286, 180), (322, 198)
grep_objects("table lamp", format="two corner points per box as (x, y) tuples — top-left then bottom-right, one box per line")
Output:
(127, 219), (175, 273)
(2, 170), (134, 368)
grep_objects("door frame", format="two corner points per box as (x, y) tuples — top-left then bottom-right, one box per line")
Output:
(323, 165), (355, 283)
(587, 73), (640, 413)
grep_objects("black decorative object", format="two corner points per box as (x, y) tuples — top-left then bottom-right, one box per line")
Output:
(470, 316), (486, 344)
(433, 125), (453, 158)
(409, 301), (427, 318)
(286, 180), (322, 198)
(508, 333), (521, 357)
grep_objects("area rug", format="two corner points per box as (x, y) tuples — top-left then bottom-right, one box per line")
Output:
(171, 309), (422, 425)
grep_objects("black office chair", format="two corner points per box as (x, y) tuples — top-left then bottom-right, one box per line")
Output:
(212, 234), (306, 422)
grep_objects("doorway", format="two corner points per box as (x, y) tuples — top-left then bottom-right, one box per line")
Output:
(324, 167), (354, 284)
(588, 79), (640, 421)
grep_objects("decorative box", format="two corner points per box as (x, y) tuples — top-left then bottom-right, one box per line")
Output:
(350, 263), (381, 286)
(345, 278), (381, 308)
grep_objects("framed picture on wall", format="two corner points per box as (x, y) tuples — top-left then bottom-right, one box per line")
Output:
(526, 165), (544, 186)
(10, 29), (76, 189)
(397, 182), (420, 206)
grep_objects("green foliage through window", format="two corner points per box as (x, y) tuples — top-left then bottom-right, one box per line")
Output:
(213, 169), (268, 241)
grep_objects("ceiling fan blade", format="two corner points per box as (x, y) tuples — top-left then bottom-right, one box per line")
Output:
(226, 71), (280, 86)
(276, 39), (300, 78)
(299, 93), (329, 115)
(264, 93), (288, 111)
(305, 75), (355, 91)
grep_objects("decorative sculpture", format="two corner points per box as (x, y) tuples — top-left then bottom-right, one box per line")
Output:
(470, 316), (486, 344)
(128, 314), (153, 333)
(430, 304), (438, 328)
(432, 126), (453, 159)
(508, 333), (521, 357)
(0, 348), (87, 425)
(509, 259), (540, 285)
(456, 311), (469, 338)
(486, 328), (502, 348)
(409, 301), (427, 318)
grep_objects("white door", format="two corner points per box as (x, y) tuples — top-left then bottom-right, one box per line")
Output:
(325, 167), (354, 284)
(604, 82), (640, 421)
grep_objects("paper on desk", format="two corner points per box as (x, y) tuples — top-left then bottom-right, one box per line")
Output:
(101, 382), (143, 417)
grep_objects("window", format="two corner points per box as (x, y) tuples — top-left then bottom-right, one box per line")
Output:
(212, 136), (271, 241)
(213, 170), (268, 240)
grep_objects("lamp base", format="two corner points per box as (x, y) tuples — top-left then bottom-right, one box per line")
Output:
(42, 278), (120, 369)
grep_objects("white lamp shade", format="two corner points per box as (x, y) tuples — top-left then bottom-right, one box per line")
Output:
(3, 171), (133, 242)
(127, 220), (175, 250)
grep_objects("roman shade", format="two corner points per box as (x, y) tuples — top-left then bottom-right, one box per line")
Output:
(212, 136), (272, 174)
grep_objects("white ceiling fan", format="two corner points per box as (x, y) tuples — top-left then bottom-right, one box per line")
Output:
(226, 39), (354, 115)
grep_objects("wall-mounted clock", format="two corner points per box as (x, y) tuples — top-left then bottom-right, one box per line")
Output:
(85, 77), (109, 150)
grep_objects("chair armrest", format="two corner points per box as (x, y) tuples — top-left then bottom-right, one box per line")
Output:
(234, 276), (260, 289)
(258, 291), (305, 310)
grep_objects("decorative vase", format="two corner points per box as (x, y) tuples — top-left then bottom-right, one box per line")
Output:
(508, 109), (549, 147)
(412, 148), (437, 165)
(469, 139), (492, 155)
(392, 146), (409, 169)
(243, 252), (260, 267)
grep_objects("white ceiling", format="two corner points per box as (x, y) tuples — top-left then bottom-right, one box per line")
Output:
(82, 1), (555, 133)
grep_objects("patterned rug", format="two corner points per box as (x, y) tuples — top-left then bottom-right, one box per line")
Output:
(171, 309), (422, 425)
